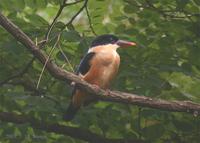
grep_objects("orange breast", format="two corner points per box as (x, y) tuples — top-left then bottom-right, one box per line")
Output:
(72, 45), (120, 107)
(84, 46), (120, 89)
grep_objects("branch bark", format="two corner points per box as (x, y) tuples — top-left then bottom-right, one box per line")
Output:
(0, 112), (144, 143)
(0, 12), (200, 116)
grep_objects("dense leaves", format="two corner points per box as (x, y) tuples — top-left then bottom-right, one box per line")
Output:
(0, 0), (200, 142)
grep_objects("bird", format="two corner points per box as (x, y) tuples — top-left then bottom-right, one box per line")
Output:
(64, 34), (136, 121)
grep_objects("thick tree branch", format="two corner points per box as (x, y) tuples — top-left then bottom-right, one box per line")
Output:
(0, 112), (144, 143)
(1, 12), (200, 116)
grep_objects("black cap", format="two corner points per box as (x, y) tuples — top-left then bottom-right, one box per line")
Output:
(90, 34), (119, 47)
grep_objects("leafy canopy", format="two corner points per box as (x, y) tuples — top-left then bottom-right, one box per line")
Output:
(0, 0), (200, 142)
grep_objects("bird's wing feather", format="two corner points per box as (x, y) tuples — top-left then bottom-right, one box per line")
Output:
(76, 52), (96, 75)
(72, 52), (95, 95)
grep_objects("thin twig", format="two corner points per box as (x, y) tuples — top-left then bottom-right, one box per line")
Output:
(58, 44), (75, 72)
(85, 3), (97, 36)
(126, 0), (198, 20)
(0, 57), (35, 86)
(38, 0), (87, 49)
(36, 34), (61, 89)
(62, 0), (89, 30)
(64, 0), (84, 7)
(45, 0), (67, 40)
(10, 79), (63, 110)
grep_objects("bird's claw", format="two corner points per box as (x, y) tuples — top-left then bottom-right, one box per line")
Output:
(92, 84), (101, 92)
(105, 89), (111, 96)
(91, 84), (111, 96)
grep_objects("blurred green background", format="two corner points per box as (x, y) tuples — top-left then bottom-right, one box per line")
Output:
(0, 0), (200, 142)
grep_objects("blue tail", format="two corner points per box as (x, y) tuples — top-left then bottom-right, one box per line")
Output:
(63, 103), (79, 121)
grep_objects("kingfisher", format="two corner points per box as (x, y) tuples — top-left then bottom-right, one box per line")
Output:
(64, 34), (136, 121)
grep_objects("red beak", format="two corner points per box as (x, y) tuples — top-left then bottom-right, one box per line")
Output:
(116, 40), (136, 47)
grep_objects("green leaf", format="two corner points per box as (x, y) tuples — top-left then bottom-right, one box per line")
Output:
(176, 0), (189, 10)
(62, 30), (81, 42)
(142, 124), (165, 140)
(173, 119), (194, 132)
(25, 14), (49, 27)
(193, 0), (200, 5)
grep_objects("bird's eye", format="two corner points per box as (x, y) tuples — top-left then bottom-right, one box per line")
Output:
(109, 38), (113, 42)
(110, 38), (114, 42)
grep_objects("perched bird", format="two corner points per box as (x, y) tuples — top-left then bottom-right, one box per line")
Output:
(64, 34), (136, 121)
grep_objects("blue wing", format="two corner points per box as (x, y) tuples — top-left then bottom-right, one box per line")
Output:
(72, 52), (95, 95)
(76, 52), (95, 75)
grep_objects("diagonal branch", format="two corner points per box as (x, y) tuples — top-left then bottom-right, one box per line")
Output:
(0, 112), (144, 143)
(39, 0), (84, 47)
(85, 3), (97, 35)
(64, 0), (84, 7)
(125, 0), (199, 20)
(0, 57), (35, 86)
(63, 0), (88, 30)
(9, 79), (62, 109)
(45, 0), (68, 41)
(1, 12), (200, 116)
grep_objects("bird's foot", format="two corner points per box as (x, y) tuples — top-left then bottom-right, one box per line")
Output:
(105, 89), (111, 96)
(92, 84), (101, 92)
(91, 85), (111, 96)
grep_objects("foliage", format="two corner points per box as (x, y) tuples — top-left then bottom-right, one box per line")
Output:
(0, 0), (200, 142)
